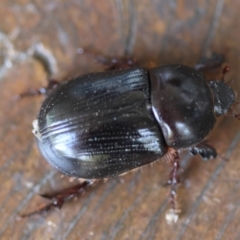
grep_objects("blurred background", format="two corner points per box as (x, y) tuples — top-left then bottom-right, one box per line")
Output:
(1, 0), (240, 239)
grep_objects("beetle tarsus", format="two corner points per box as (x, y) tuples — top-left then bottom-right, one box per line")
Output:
(19, 180), (94, 218)
(19, 202), (59, 218)
(16, 79), (60, 99)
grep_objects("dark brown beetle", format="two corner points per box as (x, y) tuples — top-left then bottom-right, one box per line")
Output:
(21, 53), (238, 223)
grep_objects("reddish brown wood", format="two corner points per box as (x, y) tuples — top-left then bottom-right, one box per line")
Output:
(1, 1), (240, 239)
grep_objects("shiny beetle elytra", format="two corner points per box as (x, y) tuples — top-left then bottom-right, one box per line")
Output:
(22, 54), (237, 223)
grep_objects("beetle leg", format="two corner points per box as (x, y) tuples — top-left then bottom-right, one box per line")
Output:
(104, 57), (139, 70)
(77, 48), (138, 70)
(189, 142), (217, 161)
(19, 180), (95, 218)
(194, 53), (225, 71)
(165, 151), (181, 224)
(16, 79), (60, 99)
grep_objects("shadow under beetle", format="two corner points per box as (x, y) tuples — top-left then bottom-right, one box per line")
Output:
(21, 52), (238, 223)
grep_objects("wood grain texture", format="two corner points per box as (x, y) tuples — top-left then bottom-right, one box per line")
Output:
(0, 0), (240, 239)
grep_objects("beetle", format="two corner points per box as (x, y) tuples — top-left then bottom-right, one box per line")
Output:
(21, 53), (237, 223)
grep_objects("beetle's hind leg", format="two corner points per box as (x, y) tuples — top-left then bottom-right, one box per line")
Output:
(19, 179), (97, 218)
(77, 48), (139, 70)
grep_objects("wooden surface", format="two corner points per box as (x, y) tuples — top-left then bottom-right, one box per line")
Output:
(1, 0), (240, 239)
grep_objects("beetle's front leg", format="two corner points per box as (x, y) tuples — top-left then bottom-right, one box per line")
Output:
(194, 53), (225, 72)
(189, 142), (217, 161)
(20, 179), (97, 218)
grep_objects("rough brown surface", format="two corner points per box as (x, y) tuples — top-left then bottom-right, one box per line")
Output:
(1, 1), (240, 239)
